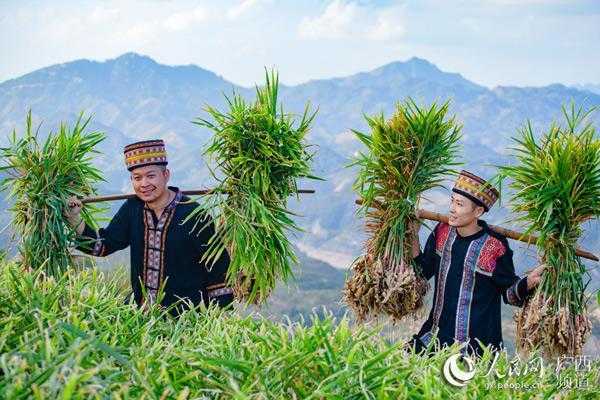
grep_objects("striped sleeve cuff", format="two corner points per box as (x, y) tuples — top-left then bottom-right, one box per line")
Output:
(506, 277), (528, 306)
(79, 224), (105, 256)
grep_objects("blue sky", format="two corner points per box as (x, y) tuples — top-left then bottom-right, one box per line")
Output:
(1, 0), (599, 87)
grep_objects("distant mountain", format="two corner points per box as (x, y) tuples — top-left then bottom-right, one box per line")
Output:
(1, 53), (599, 282)
(276, 59), (600, 273)
(0, 53), (251, 190)
(573, 83), (600, 96)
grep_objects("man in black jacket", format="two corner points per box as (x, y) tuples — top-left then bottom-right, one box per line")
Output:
(408, 170), (544, 355)
(65, 139), (233, 314)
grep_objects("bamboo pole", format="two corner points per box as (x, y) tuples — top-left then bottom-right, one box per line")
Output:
(354, 199), (599, 262)
(81, 189), (316, 204)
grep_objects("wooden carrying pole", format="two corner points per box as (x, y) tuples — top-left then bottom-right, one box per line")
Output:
(354, 199), (599, 262)
(81, 189), (316, 204)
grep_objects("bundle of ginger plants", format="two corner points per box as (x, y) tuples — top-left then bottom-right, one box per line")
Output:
(189, 71), (319, 304)
(499, 105), (600, 356)
(343, 99), (461, 322)
(0, 112), (104, 276)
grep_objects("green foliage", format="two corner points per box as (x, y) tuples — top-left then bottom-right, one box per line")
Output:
(0, 112), (104, 276)
(189, 70), (319, 304)
(499, 104), (600, 311)
(344, 100), (462, 321)
(352, 99), (462, 267)
(498, 104), (600, 356)
(1, 262), (597, 399)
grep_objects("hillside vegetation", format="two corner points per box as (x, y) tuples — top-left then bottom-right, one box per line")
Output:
(1, 262), (598, 399)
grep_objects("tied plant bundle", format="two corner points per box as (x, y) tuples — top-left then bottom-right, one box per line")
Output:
(189, 71), (319, 304)
(499, 105), (600, 357)
(0, 112), (105, 277)
(343, 100), (462, 322)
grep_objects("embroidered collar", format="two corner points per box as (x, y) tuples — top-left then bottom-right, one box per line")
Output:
(140, 186), (181, 305)
(143, 186), (182, 212)
(455, 219), (489, 241)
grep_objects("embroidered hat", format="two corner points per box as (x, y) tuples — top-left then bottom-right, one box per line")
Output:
(452, 170), (499, 212)
(123, 139), (168, 171)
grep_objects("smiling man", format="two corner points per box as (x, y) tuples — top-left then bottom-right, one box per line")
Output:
(65, 139), (233, 314)
(408, 170), (544, 355)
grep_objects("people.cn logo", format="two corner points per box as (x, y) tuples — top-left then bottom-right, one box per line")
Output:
(443, 353), (477, 387)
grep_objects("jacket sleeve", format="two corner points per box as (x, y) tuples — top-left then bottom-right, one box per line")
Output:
(76, 201), (131, 257)
(491, 245), (531, 307)
(413, 225), (440, 281)
(194, 213), (234, 309)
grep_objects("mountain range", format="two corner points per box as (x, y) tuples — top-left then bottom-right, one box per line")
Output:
(2, 52), (600, 269)
(2, 52), (600, 352)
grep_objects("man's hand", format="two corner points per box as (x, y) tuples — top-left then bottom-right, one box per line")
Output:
(64, 196), (84, 233)
(526, 264), (546, 290)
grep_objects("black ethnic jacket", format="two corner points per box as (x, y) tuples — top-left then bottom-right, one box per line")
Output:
(413, 220), (531, 354)
(77, 186), (233, 313)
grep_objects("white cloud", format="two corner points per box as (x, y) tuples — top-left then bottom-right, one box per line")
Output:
(121, 21), (161, 43)
(298, 0), (405, 41)
(90, 6), (120, 24)
(334, 131), (357, 144)
(161, 131), (186, 149)
(227, 0), (264, 20)
(483, 0), (566, 4)
(298, 1), (360, 39)
(0, 0), (598, 88)
(368, 9), (405, 40)
(163, 6), (208, 32)
(105, 4), (210, 45)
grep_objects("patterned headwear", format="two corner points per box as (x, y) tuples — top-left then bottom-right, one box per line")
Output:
(452, 170), (499, 212)
(123, 139), (168, 171)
